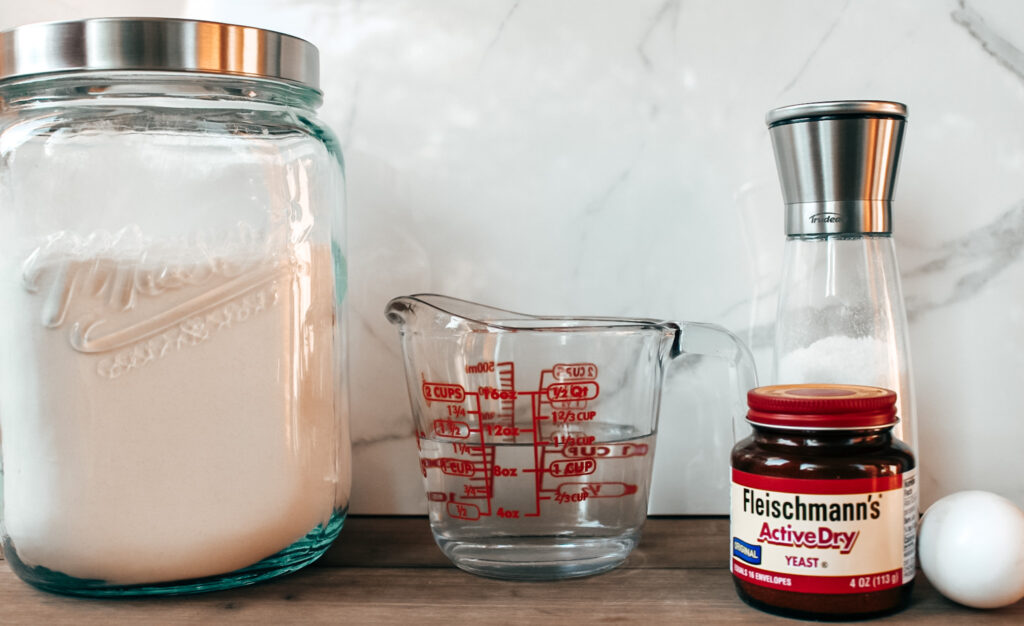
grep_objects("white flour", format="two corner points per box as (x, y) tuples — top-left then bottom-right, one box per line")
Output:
(0, 240), (348, 585)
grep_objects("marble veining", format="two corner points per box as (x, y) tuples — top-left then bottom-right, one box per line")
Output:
(954, 0), (1024, 81)
(905, 200), (1024, 321)
(480, 1), (521, 64)
(779, 0), (852, 95)
(637, 0), (682, 71)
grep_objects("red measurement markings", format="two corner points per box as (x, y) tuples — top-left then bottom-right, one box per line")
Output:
(496, 361), (517, 430)
(451, 442), (486, 455)
(492, 465), (519, 478)
(462, 484), (491, 499)
(556, 482), (638, 498)
(553, 363), (598, 381)
(420, 457), (477, 477)
(479, 386), (517, 400)
(447, 501), (481, 520)
(548, 432), (596, 448)
(562, 443), (649, 459)
(550, 409), (596, 424)
(464, 390), (495, 519)
(422, 381), (466, 403)
(464, 361), (496, 374)
(546, 381), (599, 403)
(432, 419), (470, 439)
(549, 398), (587, 410)
(527, 390), (545, 517)
(426, 491), (448, 502)
(548, 458), (597, 477)
(555, 491), (589, 503)
(485, 424), (527, 437)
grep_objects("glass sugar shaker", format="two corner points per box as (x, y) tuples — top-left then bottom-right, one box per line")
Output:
(766, 100), (917, 457)
(0, 18), (350, 596)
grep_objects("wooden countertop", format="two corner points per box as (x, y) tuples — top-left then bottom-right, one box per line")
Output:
(1, 516), (1021, 624)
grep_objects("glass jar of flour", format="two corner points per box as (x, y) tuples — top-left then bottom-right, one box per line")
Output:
(0, 18), (350, 595)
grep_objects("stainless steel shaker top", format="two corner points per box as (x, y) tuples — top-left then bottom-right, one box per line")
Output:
(767, 100), (907, 236)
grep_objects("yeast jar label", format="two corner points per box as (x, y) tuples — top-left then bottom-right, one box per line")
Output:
(730, 468), (918, 594)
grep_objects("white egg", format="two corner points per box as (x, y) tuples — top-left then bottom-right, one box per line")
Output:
(918, 490), (1024, 609)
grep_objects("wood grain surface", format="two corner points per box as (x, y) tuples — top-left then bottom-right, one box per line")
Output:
(0, 517), (1019, 624)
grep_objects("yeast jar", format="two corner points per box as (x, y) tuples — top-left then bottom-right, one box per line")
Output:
(0, 19), (350, 596)
(730, 384), (917, 620)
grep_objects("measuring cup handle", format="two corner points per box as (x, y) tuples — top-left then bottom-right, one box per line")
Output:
(669, 321), (759, 442)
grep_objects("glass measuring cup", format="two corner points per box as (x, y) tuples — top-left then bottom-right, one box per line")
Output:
(386, 294), (757, 580)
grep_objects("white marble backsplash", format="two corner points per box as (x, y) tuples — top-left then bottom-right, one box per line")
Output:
(2, 0), (1021, 514)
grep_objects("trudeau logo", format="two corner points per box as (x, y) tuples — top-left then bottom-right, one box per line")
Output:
(809, 212), (842, 224)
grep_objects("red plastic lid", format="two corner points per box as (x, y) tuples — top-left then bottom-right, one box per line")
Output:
(747, 384), (897, 430)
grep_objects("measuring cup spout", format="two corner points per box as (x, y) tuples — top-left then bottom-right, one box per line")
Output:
(385, 293), (539, 332)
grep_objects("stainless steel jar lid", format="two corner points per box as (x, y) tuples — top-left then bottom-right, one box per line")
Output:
(0, 17), (319, 90)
